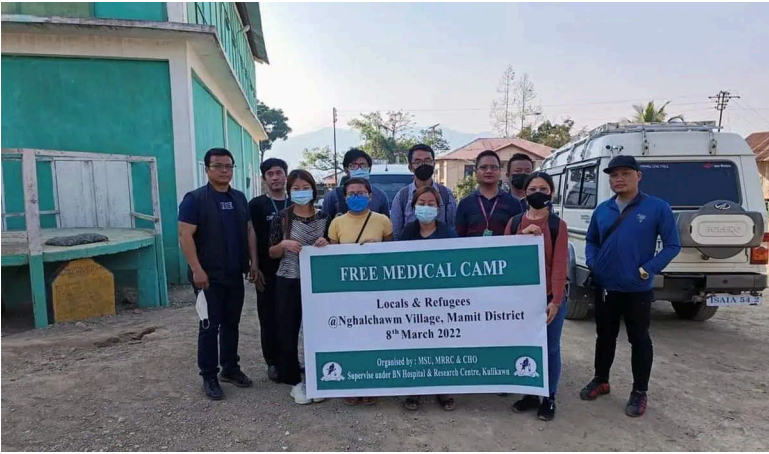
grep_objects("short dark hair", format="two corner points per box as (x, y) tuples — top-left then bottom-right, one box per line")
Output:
(408, 143), (435, 164)
(524, 171), (555, 193)
(204, 148), (234, 167)
(260, 158), (288, 178)
(286, 169), (318, 202)
(342, 148), (372, 169)
(475, 150), (501, 167)
(411, 186), (441, 208)
(507, 153), (534, 174)
(343, 177), (372, 195)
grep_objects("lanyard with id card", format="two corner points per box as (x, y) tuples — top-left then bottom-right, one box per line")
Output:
(478, 196), (499, 237)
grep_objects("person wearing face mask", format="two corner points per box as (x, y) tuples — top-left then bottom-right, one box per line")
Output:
(506, 153), (535, 208)
(328, 177), (393, 406)
(397, 186), (457, 411)
(504, 171), (568, 421)
(391, 144), (457, 240)
(268, 170), (330, 405)
(321, 148), (391, 219)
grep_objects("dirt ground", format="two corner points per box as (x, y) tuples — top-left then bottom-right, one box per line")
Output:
(2, 285), (768, 452)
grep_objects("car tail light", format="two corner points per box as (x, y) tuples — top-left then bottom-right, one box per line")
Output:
(751, 245), (769, 265)
(763, 232), (769, 243)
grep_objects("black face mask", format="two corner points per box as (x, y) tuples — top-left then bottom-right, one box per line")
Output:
(511, 173), (529, 190)
(526, 192), (551, 210)
(414, 164), (435, 181)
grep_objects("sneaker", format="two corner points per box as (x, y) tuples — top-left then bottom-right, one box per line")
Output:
(267, 365), (279, 382)
(625, 390), (647, 417)
(203, 377), (224, 400)
(220, 370), (253, 388)
(512, 395), (541, 413)
(537, 397), (556, 421)
(290, 383), (312, 405)
(580, 378), (610, 400)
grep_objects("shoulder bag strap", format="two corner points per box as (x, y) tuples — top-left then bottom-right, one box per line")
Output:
(355, 212), (373, 244)
(601, 196), (645, 246)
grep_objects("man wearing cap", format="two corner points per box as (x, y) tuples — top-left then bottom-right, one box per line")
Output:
(579, 155), (681, 418)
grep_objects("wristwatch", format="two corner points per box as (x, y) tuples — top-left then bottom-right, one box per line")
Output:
(639, 267), (649, 280)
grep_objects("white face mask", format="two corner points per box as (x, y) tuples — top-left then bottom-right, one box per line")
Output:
(195, 291), (209, 329)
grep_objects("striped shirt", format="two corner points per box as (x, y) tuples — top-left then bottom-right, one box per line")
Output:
(269, 209), (329, 279)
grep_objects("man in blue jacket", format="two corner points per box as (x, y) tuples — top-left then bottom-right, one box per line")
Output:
(579, 155), (681, 418)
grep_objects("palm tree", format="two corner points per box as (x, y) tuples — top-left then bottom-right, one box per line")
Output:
(626, 101), (684, 123)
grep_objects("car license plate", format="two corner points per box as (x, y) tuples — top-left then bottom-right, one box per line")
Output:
(706, 293), (763, 307)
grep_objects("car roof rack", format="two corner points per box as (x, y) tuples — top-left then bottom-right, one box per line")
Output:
(587, 121), (719, 139)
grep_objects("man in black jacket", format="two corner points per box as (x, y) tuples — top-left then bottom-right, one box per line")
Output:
(178, 148), (259, 400)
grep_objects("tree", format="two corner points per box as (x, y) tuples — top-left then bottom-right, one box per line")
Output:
(298, 146), (343, 175)
(514, 73), (541, 131)
(348, 110), (415, 162)
(490, 65), (518, 138)
(257, 100), (292, 158)
(454, 174), (477, 200)
(627, 101), (684, 123)
(417, 125), (451, 153)
(518, 119), (578, 149)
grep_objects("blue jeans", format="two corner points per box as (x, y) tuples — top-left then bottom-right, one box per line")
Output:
(547, 296), (567, 398)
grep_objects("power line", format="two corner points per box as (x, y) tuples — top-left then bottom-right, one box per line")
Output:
(334, 93), (712, 113)
(731, 99), (769, 126)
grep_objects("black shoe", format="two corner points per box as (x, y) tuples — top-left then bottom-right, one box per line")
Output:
(580, 378), (610, 400)
(537, 397), (556, 421)
(267, 365), (279, 382)
(512, 395), (540, 413)
(625, 390), (647, 417)
(220, 370), (253, 388)
(203, 377), (224, 400)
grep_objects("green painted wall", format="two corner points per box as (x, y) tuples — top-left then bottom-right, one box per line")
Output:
(93, 2), (167, 21)
(0, 56), (181, 283)
(227, 114), (245, 191)
(192, 76), (226, 167)
(1, 2), (167, 21)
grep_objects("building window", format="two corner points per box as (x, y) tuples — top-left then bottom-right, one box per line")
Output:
(564, 165), (598, 208)
(464, 165), (474, 178)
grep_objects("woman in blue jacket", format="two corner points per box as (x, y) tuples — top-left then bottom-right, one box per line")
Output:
(399, 186), (457, 411)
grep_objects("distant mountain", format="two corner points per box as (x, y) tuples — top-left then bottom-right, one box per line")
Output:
(264, 126), (491, 170)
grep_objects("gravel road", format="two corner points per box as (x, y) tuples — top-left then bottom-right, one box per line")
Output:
(2, 285), (768, 451)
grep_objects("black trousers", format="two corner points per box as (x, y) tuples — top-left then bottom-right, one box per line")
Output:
(256, 272), (279, 367)
(594, 289), (654, 392)
(197, 279), (245, 379)
(275, 276), (303, 386)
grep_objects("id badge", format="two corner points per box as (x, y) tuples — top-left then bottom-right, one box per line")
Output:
(483, 229), (493, 237)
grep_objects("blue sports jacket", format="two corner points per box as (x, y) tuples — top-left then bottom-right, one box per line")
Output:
(585, 192), (681, 292)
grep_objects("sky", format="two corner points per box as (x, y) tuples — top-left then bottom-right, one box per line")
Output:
(256, 2), (769, 139)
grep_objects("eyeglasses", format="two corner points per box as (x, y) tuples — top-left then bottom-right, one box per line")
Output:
(346, 192), (370, 198)
(477, 165), (501, 172)
(209, 164), (236, 172)
(347, 163), (370, 171)
(412, 159), (434, 167)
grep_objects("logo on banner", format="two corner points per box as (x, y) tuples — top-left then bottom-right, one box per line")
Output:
(513, 356), (539, 378)
(321, 362), (345, 381)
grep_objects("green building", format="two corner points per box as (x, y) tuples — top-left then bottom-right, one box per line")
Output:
(1, 2), (270, 285)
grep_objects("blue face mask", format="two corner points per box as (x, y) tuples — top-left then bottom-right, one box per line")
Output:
(291, 189), (313, 206)
(349, 168), (370, 180)
(414, 205), (438, 224)
(346, 194), (370, 213)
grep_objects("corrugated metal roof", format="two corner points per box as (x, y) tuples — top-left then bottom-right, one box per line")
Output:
(436, 137), (553, 161)
(747, 132), (769, 161)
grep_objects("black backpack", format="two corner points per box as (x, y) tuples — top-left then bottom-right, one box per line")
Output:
(508, 212), (561, 249)
(397, 184), (452, 221)
(334, 186), (348, 217)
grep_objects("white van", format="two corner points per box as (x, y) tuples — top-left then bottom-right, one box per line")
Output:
(539, 121), (768, 321)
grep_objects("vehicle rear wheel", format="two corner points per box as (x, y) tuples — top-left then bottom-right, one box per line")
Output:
(671, 302), (719, 321)
(565, 285), (592, 320)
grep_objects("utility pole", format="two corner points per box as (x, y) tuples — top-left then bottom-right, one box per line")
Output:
(333, 107), (338, 185)
(709, 90), (740, 130)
